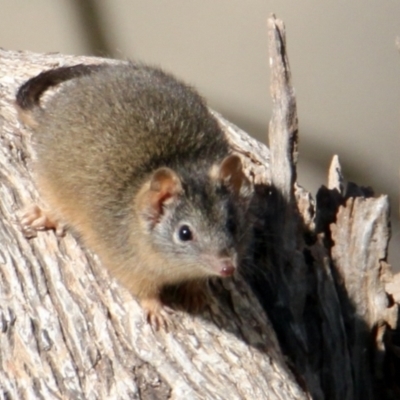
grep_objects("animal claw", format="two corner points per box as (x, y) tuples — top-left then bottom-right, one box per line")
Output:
(19, 204), (65, 237)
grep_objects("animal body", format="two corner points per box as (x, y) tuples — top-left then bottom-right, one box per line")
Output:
(16, 62), (252, 329)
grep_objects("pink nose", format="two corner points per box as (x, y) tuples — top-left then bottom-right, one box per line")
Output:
(219, 260), (236, 277)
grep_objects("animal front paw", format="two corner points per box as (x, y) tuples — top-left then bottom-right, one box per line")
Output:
(20, 204), (65, 237)
(141, 297), (174, 331)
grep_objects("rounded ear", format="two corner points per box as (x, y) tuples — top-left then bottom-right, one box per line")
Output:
(136, 167), (182, 227)
(218, 155), (252, 199)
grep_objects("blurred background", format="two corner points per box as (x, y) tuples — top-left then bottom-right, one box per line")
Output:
(1, 0), (399, 270)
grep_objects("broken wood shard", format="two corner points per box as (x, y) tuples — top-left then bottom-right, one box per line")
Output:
(328, 155), (344, 194)
(268, 14), (298, 202)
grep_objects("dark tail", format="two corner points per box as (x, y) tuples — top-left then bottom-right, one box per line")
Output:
(16, 63), (104, 110)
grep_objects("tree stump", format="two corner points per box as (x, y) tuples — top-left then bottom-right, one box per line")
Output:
(0, 15), (398, 400)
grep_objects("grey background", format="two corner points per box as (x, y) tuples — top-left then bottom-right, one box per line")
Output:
(1, 0), (399, 269)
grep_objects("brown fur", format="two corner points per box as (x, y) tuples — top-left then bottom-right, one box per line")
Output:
(16, 62), (253, 329)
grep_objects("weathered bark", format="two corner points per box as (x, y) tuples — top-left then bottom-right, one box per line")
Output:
(0, 15), (398, 400)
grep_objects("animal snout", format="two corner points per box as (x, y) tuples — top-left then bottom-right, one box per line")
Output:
(218, 259), (236, 277)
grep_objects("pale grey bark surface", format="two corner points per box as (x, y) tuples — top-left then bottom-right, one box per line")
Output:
(0, 15), (398, 400)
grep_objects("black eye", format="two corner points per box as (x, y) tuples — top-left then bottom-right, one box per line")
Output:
(178, 224), (193, 241)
